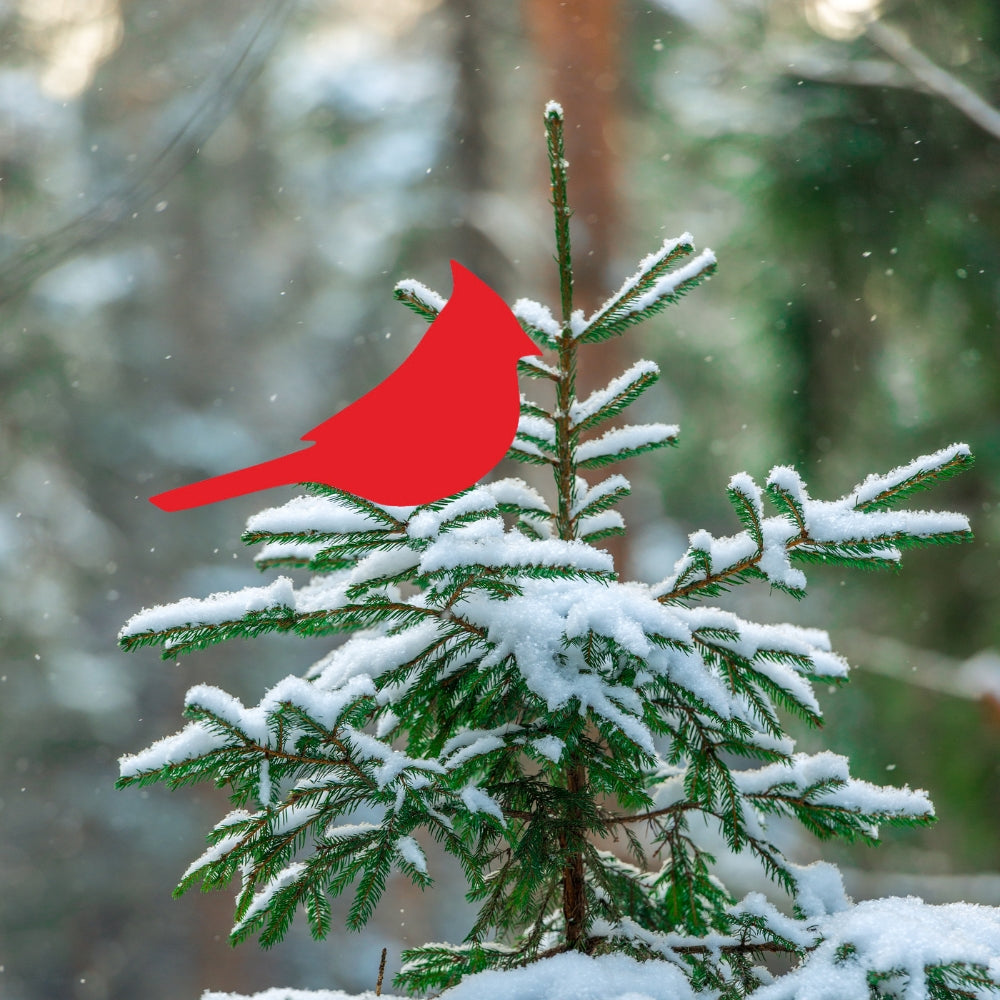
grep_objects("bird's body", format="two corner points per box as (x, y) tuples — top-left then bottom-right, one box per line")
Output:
(150, 261), (542, 511)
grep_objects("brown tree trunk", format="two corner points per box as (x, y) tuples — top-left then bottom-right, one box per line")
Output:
(560, 760), (589, 949)
(526, 6), (625, 950)
(523, 0), (622, 314)
(444, 0), (510, 283)
(523, 0), (630, 576)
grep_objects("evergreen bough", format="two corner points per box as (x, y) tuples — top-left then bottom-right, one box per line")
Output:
(119, 104), (999, 1000)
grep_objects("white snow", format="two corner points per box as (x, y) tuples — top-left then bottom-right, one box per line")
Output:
(393, 277), (447, 313)
(678, 606), (848, 684)
(584, 233), (696, 333)
(668, 518), (807, 595)
(529, 735), (565, 762)
(343, 726), (445, 789)
(518, 355), (559, 379)
(119, 673), (380, 781)
(245, 494), (388, 535)
(265, 673), (377, 731)
(771, 463), (970, 546)
(181, 832), (245, 882)
(571, 474), (631, 517)
(271, 802), (322, 837)
(688, 525), (757, 572)
(576, 424), (679, 464)
(767, 465), (809, 506)
(459, 783), (505, 821)
(349, 546), (422, 586)
(457, 578), (698, 752)
(375, 709), (399, 737)
(757, 518), (808, 591)
(486, 477), (552, 517)
(406, 486), (496, 539)
(452, 570), (846, 742)
(204, 992), (400, 1000)
(728, 470), (764, 521)
(849, 443), (971, 507)
(589, 918), (739, 972)
(119, 720), (221, 779)
(586, 890), (1000, 1000)
(310, 619), (444, 689)
(788, 860), (852, 918)
(730, 892), (816, 948)
(648, 765), (687, 810)
(578, 509), (625, 538)
(544, 99), (564, 116)
(512, 298), (561, 343)
(202, 953), (700, 1000)
(394, 835), (427, 874)
(568, 308), (588, 338)
(431, 952), (697, 1000)
(654, 453), (972, 600)
(445, 735), (507, 769)
(292, 573), (354, 614)
(508, 436), (548, 460)
(569, 360), (660, 428)
(232, 862), (307, 935)
(442, 722), (523, 759)
(418, 517), (613, 575)
(734, 751), (934, 819)
(255, 539), (329, 564)
(618, 248), (717, 317)
(812, 505), (967, 545)
(323, 821), (378, 841)
(185, 684), (271, 744)
(516, 413), (556, 446)
(119, 577), (296, 638)
(754, 896), (1000, 1000)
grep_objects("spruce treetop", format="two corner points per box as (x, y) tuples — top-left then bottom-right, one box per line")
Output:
(119, 105), (997, 1000)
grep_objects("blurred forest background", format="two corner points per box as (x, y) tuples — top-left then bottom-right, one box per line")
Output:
(1, 1), (998, 998)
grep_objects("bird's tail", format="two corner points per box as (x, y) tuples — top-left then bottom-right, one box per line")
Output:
(149, 448), (313, 512)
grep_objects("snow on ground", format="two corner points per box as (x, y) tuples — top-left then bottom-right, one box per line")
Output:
(200, 895), (1000, 1000)
(203, 952), (698, 1000)
(754, 896), (1000, 1000)
(203, 990), (403, 1000)
(209, 897), (1000, 1000)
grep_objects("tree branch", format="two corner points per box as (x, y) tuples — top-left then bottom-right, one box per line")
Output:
(604, 802), (695, 826)
(865, 19), (1000, 142)
(0, 0), (298, 305)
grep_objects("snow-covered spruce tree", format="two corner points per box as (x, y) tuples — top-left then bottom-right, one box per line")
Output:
(119, 104), (1000, 1000)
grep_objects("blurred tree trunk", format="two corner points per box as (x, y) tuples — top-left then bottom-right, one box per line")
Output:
(444, 0), (509, 282)
(523, 0), (630, 574)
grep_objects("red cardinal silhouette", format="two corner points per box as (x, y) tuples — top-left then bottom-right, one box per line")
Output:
(150, 261), (542, 511)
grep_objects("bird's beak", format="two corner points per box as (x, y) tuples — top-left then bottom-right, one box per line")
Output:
(446, 259), (544, 359)
(519, 329), (544, 358)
